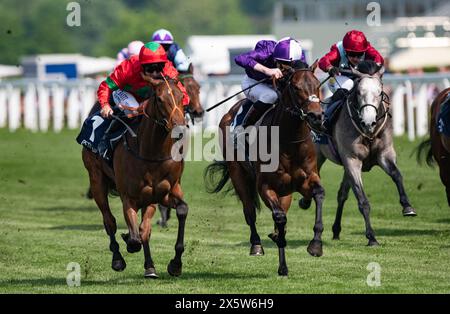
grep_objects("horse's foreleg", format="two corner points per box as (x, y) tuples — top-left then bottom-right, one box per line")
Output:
(262, 186), (288, 276)
(230, 162), (263, 256)
(306, 174), (324, 257)
(140, 204), (158, 278)
(299, 147), (327, 210)
(332, 172), (351, 240)
(122, 199), (142, 253)
(88, 170), (126, 271)
(379, 154), (417, 216)
(167, 183), (188, 277)
(344, 158), (378, 246)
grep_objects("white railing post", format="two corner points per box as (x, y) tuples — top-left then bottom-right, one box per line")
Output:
(24, 83), (38, 132)
(8, 86), (21, 132)
(416, 83), (428, 137)
(392, 85), (405, 136)
(38, 85), (50, 132)
(0, 88), (6, 128)
(67, 88), (80, 129)
(404, 80), (415, 141)
(52, 84), (65, 133)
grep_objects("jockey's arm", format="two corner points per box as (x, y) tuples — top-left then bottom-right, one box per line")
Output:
(254, 63), (282, 79)
(173, 49), (191, 72)
(318, 44), (340, 73)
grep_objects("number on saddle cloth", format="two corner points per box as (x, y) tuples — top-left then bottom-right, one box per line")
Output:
(437, 93), (450, 137)
(76, 110), (114, 154)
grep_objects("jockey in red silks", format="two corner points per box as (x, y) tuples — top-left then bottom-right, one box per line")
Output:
(98, 41), (189, 119)
(319, 30), (384, 100)
(96, 42), (190, 160)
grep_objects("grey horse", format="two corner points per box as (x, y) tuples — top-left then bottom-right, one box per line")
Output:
(303, 61), (416, 246)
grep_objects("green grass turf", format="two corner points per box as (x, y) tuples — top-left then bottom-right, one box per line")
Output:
(0, 128), (449, 293)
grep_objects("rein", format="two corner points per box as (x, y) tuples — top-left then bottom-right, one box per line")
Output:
(122, 76), (185, 162)
(346, 89), (390, 141)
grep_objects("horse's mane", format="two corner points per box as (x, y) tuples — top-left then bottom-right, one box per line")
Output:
(357, 60), (380, 75)
(291, 60), (309, 70)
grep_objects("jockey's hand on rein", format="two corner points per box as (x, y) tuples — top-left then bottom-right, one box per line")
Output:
(100, 104), (113, 118)
(328, 66), (340, 77)
(266, 68), (283, 80)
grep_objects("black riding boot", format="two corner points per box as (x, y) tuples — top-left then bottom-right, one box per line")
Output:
(242, 101), (272, 127)
(97, 119), (119, 160)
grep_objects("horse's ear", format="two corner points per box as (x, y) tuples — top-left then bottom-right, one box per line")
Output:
(309, 59), (319, 72)
(376, 65), (385, 78)
(188, 63), (194, 74)
(141, 72), (160, 88)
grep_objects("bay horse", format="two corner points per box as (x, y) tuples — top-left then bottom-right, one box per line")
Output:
(204, 61), (325, 276)
(82, 75), (189, 278)
(86, 64), (204, 201)
(417, 87), (450, 206)
(312, 61), (416, 247)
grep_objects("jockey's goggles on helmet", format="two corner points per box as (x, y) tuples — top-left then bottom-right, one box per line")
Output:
(142, 62), (165, 74)
(346, 51), (365, 58)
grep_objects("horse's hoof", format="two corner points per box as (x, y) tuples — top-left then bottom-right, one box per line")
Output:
(402, 207), (417, 217)
(167, 259), (182, 277)
(144, 267), (158, 279)
(112, 258), (126, 272)
(368, 240), (380, 246)
(299, 198), (312, 210)
(156, 218), (168, 228)
(307, 240), (323, 257)
(332, 235), (340, 240)
(250, 244), (264, 256)
(278, 266), (288, 276)
(122, 233), (142, 253)
(268, 232), (278, 243)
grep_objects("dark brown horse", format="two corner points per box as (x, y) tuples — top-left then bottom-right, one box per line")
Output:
(82, 75), (189, 278)
(205, 61), (325, 276)
(418, 87), (450, 206)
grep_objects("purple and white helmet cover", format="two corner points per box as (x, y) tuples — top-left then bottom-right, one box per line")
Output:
(273, 37), (303, 62)
(152, 29), (174, 44)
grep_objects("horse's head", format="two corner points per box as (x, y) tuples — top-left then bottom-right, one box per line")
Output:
(350, 61), (384, 134)
(283, 60), (324, 131)
(180, 64), (204, 121)
(141, 72), (186, 132)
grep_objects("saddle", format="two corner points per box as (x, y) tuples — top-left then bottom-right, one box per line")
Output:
(76, 109), (140, 162)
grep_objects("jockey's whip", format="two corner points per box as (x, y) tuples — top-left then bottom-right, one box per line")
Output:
(206, 77), (270, 112)
(319, 75), (331, 87)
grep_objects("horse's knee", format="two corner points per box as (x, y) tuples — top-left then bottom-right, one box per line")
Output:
(272, 210), (286, 227)
(176, 202), (189, 219)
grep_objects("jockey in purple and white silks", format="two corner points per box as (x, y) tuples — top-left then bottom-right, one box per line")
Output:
(234, 37), (307, 127)
(116, 40), (144, 66)
(152, 29), (191, 72)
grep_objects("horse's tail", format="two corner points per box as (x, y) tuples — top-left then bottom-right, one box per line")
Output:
(204, 160), (260, 211)
(416, 138), (435, 167)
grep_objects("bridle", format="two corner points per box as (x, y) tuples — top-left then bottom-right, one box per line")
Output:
(282, 68), (322, 132)
(346, 75), (390, 141)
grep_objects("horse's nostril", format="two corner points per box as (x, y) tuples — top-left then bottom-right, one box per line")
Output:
(371, 121), (377, 127)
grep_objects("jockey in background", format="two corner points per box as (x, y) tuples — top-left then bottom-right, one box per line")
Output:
(319, 30), (384, 102)
(97, 42), (190, 159)
(152, 28), (191, 72)
(234, 37), (307, 127)
(116, 40), (144, 66)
